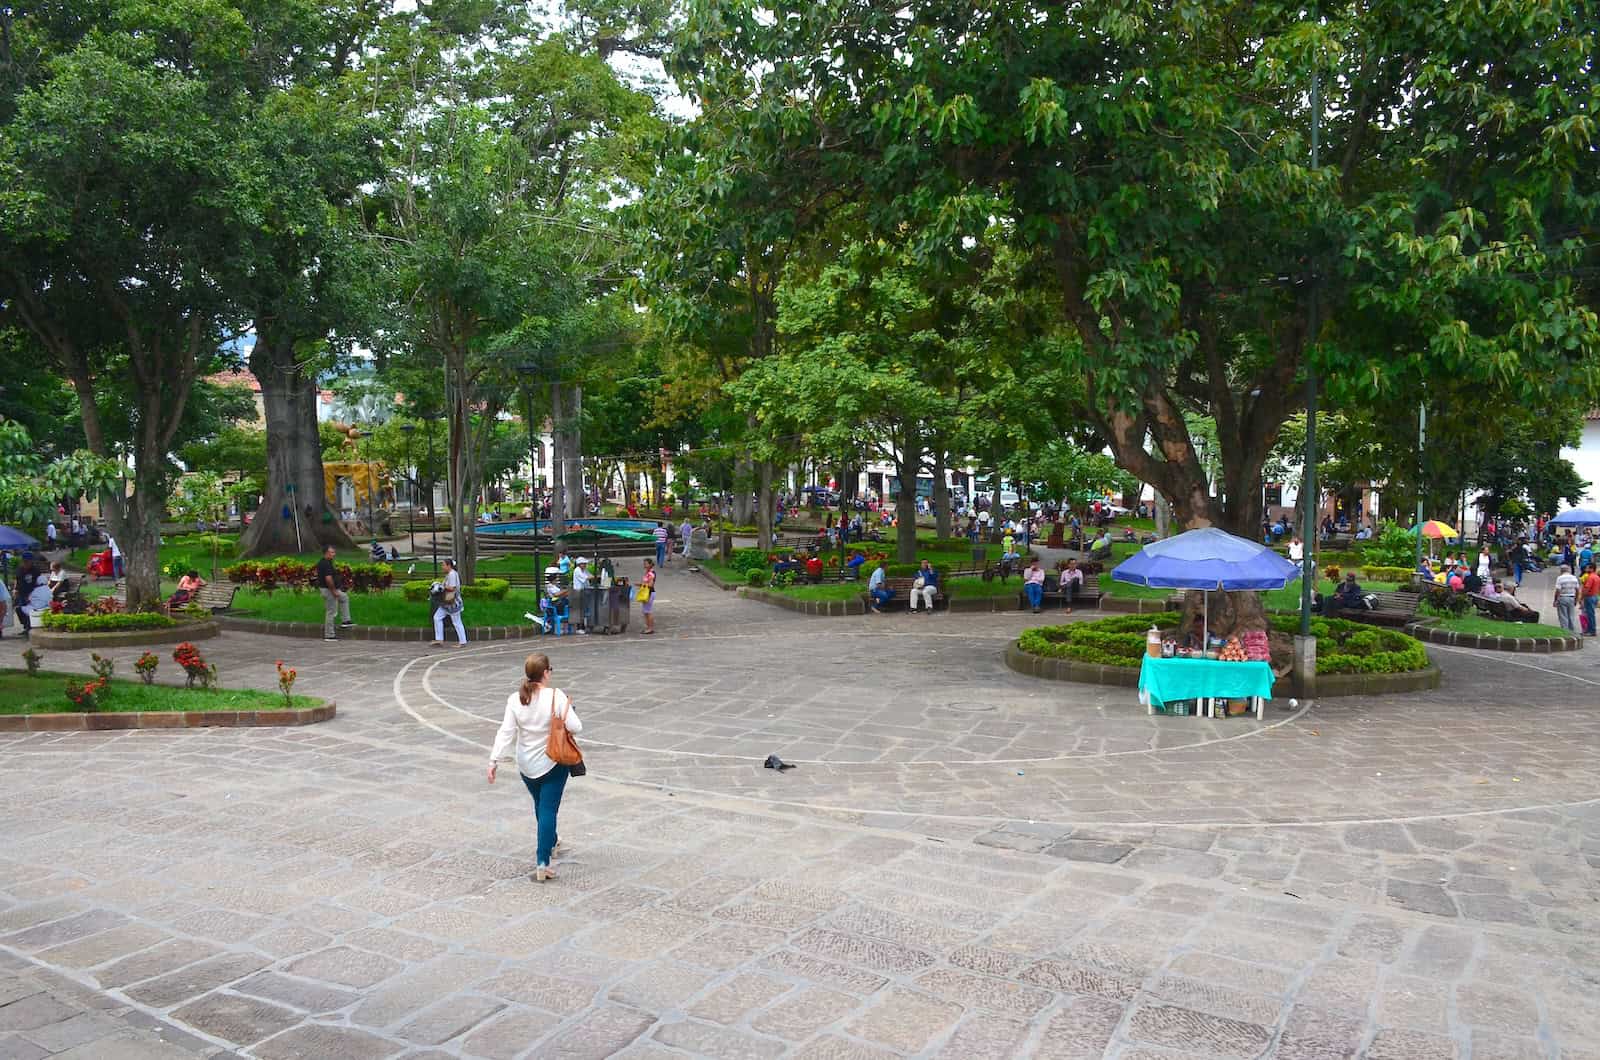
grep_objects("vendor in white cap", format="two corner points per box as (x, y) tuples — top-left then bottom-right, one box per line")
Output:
(571, 556), (593, 635)
(543, 563), (568, 609)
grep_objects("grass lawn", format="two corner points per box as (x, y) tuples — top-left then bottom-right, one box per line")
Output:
(230, 587), (546, 629)
(0, 669), (320, 714)
(1428, 614), (1572, 638)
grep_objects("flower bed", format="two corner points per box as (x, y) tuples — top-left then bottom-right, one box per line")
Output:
(1017, 612), (1430, 675)
(223, 559), (394, 593)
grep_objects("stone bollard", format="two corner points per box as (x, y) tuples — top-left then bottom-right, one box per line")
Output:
(1292, 633), (1317, 699)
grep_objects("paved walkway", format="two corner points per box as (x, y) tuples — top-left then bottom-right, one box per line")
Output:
(2, 558), (1597, 1058)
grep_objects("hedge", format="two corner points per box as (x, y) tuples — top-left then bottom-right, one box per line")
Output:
(1017, 612), (1428, 675)
(1360, 565), (1416, 583)
(224, 560), (394, 593)
(39, 612), (177, 633)
(400, 578), (511, 602)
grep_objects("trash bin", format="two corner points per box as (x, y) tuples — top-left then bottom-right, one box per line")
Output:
(605, 580), (632, 634)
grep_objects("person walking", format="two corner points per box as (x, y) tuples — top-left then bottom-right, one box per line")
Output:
(107, 533), (123, 579)
(316, 545), (352, 641)
(1581, 563), (1600, 637)
(432, 557), (467, 646)
(1552, 563), (1580, 633)
(488, 653), (582, 882)
(652, 522), (668, 567)
(639, 558), (657, 633)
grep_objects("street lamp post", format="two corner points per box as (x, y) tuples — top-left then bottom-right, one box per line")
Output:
(400, 423), (416, 559)
(425, 424), (439, 575)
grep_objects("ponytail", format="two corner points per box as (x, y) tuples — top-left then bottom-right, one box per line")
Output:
(518, 652), (551, 705)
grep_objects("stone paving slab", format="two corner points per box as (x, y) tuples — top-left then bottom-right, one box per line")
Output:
(3, 560), (1598, 1057)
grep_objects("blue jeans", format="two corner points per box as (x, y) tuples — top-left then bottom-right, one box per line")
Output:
(1513, 560), (1523, 585)
(870, 587), (893, 608)
(520, 765), (570, 867)
(1584, 597), (1596, 635)
(1024, 582), (1043, 609)
(655, 542), (666, 566)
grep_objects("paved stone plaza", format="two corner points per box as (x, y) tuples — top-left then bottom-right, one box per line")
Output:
(3, 561), (1599, 1058)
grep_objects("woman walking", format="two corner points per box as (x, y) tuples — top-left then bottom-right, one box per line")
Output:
(639, 557), (657, 634)
(488, 653), (582, 881)
(432, 557), (467, 646)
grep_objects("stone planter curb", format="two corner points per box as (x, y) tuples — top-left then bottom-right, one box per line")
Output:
(29, 621), (220, 651)
(216, 617), (541, 641)
(1098, 595), (1181, 614)
(1404, 618), (1582, 653)
(1005, 640), (1442, 699)
(0, 701), (335, 733)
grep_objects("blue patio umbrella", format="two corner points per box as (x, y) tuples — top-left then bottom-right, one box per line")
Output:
(0, 526), (40, 550)
(1112, 527), (1302, 650)
(1549, 508), (1600, 527)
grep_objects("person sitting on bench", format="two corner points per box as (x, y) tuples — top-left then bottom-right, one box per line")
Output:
(867, 559), (893, 612)
(169, 569), (205, 609)
(804, 552), (824, 583)
(1023, 557), (1046, 612)
(1327, 572), (1365, 615)
(370, 539), (387, 562)
(1059, 558), (1084, 613)
(909, 560), (939, 612)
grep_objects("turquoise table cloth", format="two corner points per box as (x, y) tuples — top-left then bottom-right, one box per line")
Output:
(1138, 656), (1274, 708)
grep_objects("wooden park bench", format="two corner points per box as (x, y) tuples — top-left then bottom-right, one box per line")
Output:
(107, 579), (238, 614)
(864, 576), (947, 612)
(1335, 589), (1421, 627)
(1017, 576), (1103, 612)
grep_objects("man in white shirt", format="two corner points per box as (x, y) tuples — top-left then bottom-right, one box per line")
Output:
(1553, 564), (1581, 632)
(107, 534), (123, 578)
(45, 522), (56, 547)
(571, 556), (592, 634)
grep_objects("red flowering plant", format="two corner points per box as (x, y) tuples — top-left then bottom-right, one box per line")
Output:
(64, 677), (107, 711)
(134, 651), (159, 685)
(171, 642), (216, 690)
(274, 660), (297, 708)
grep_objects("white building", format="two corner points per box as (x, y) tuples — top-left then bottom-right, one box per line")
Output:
(1559, 411), (1600, 506)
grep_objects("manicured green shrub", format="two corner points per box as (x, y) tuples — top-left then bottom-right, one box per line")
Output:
(1360, 565), (1415, 583)
(400, 578), (511, 602)
(746, 569), (769, 587)
(225, 559), (394, 593)
(727, 548), (770, 575)
(1019, 612), (1428, 676)
(39, 612), (177, 632)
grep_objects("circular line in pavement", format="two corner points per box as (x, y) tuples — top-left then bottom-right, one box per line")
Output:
(407, 641), (1314, 766)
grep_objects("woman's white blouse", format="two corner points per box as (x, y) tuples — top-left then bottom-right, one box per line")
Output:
(490, 686), (582, 779)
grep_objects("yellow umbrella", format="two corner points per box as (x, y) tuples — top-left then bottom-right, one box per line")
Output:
(1409, 520), (1459, 539)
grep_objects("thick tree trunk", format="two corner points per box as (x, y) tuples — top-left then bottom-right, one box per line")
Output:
(562, 384), (583, 521)
(893, 427), (923, 563)
(732, 456), (753, 525)
(756, 460), (775, 550)
(1179, 588), (1269, 646)
(932, 449), (952, 539)
(117, 472), (166, 612)
(548, 382), (567, 537)
(239, 335), (352, 558)
(444, 362), (489, 583)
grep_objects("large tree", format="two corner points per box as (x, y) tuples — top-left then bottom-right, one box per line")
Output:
(677, 0), (1600, 538)
(0, 4), (253, 607)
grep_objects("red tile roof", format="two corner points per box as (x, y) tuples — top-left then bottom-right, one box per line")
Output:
(207, 370), (261, 393)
